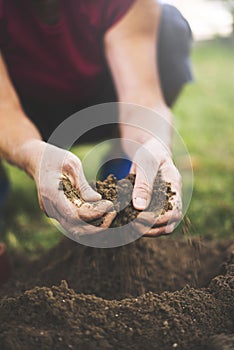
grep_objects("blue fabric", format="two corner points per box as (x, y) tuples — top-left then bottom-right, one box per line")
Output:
(99, 158), (132, 180)
(158, 4), (193, 106)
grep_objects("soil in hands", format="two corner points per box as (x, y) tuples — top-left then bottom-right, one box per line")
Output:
(61, 173), (176, 227)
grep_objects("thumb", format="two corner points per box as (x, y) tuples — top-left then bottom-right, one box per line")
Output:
(77, 170), (102, 202)
(64, 158), (101, 202)
(132, 158), (160, 211)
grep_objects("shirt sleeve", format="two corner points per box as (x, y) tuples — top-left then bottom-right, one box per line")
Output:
(101, 0), (135, 32)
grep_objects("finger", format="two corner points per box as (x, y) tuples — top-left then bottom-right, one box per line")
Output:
(158, 190), (182, 227)
(129, 162), (136, 174)
(144, 222), (176, 237)
(54, 190), (106, 234)
(38, 193), (48, 215)
(63, 157), (101, 202)
(40, 195), (57, 219)
(57, 186), (114, 224)
(137, 208), (182, 227)
(78, 200), (114, 221)
(154, 209), (182, 227)
(131, 217), (177, 237)
(53, 189), (83, 222)
(160, 159), (182, 192)
(132, 160), (159, 211)
(130, 220), (151, 236)
(59, 216), (106, 237)
(78, 170), (102, 202)
(100, 211), (117, 229)
(136, 211), (163, 226)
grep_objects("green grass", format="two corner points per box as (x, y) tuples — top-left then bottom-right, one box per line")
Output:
(1, 39), (234, 256)
(174, 39), (234, 239)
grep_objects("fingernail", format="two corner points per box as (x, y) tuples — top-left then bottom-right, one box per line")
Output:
(135, 197), (147, 210)
(93, 192), (102, 200)
(85, 190), (101, 202)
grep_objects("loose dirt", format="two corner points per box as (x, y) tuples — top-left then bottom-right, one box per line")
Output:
(61, 173), (175, 227)
(0, 237), (233, 350)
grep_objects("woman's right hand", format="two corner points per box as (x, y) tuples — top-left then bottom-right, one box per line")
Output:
(22, 140), (116, 237)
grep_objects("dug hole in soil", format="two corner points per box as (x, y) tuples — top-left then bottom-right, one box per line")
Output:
(0, 174), (233, 350)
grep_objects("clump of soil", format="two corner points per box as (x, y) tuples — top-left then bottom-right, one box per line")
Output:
(61, 173), (175, 227)
(0, 237), (233, 350)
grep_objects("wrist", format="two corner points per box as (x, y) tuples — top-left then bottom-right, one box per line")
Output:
(19, 139), (47, 180)
(120, 104), (173, 156)
(143, 137), (172, 160)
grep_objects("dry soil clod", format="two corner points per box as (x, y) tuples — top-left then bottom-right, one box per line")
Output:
(61, 173), (176, 227)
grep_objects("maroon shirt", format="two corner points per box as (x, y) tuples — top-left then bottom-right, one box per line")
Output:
(0, 0), (134, 106)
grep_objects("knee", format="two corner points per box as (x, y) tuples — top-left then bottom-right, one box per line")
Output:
(158, 4), (192, 55)
(157, 4), (193, 106)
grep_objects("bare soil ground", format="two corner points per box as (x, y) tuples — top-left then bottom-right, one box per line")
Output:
(0, 236), (233, 350)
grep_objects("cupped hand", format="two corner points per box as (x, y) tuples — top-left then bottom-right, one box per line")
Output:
(129, 138), (182, 237)
(30, 141), (116, 236)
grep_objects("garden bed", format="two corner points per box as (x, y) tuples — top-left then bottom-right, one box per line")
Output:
(0, 236), (233, 350)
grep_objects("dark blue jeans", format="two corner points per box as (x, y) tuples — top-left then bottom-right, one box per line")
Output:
(158, 4), (193, 106)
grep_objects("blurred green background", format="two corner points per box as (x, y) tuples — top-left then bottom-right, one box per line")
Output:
(2, 38), (234, 257)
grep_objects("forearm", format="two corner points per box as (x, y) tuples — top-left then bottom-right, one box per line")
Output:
(105, 0), (163, 104)
(0, 53), (44, 178)
(104, 0), (172, 151)
(119, 103), (172, 152)
(0, 105), (45, 177)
